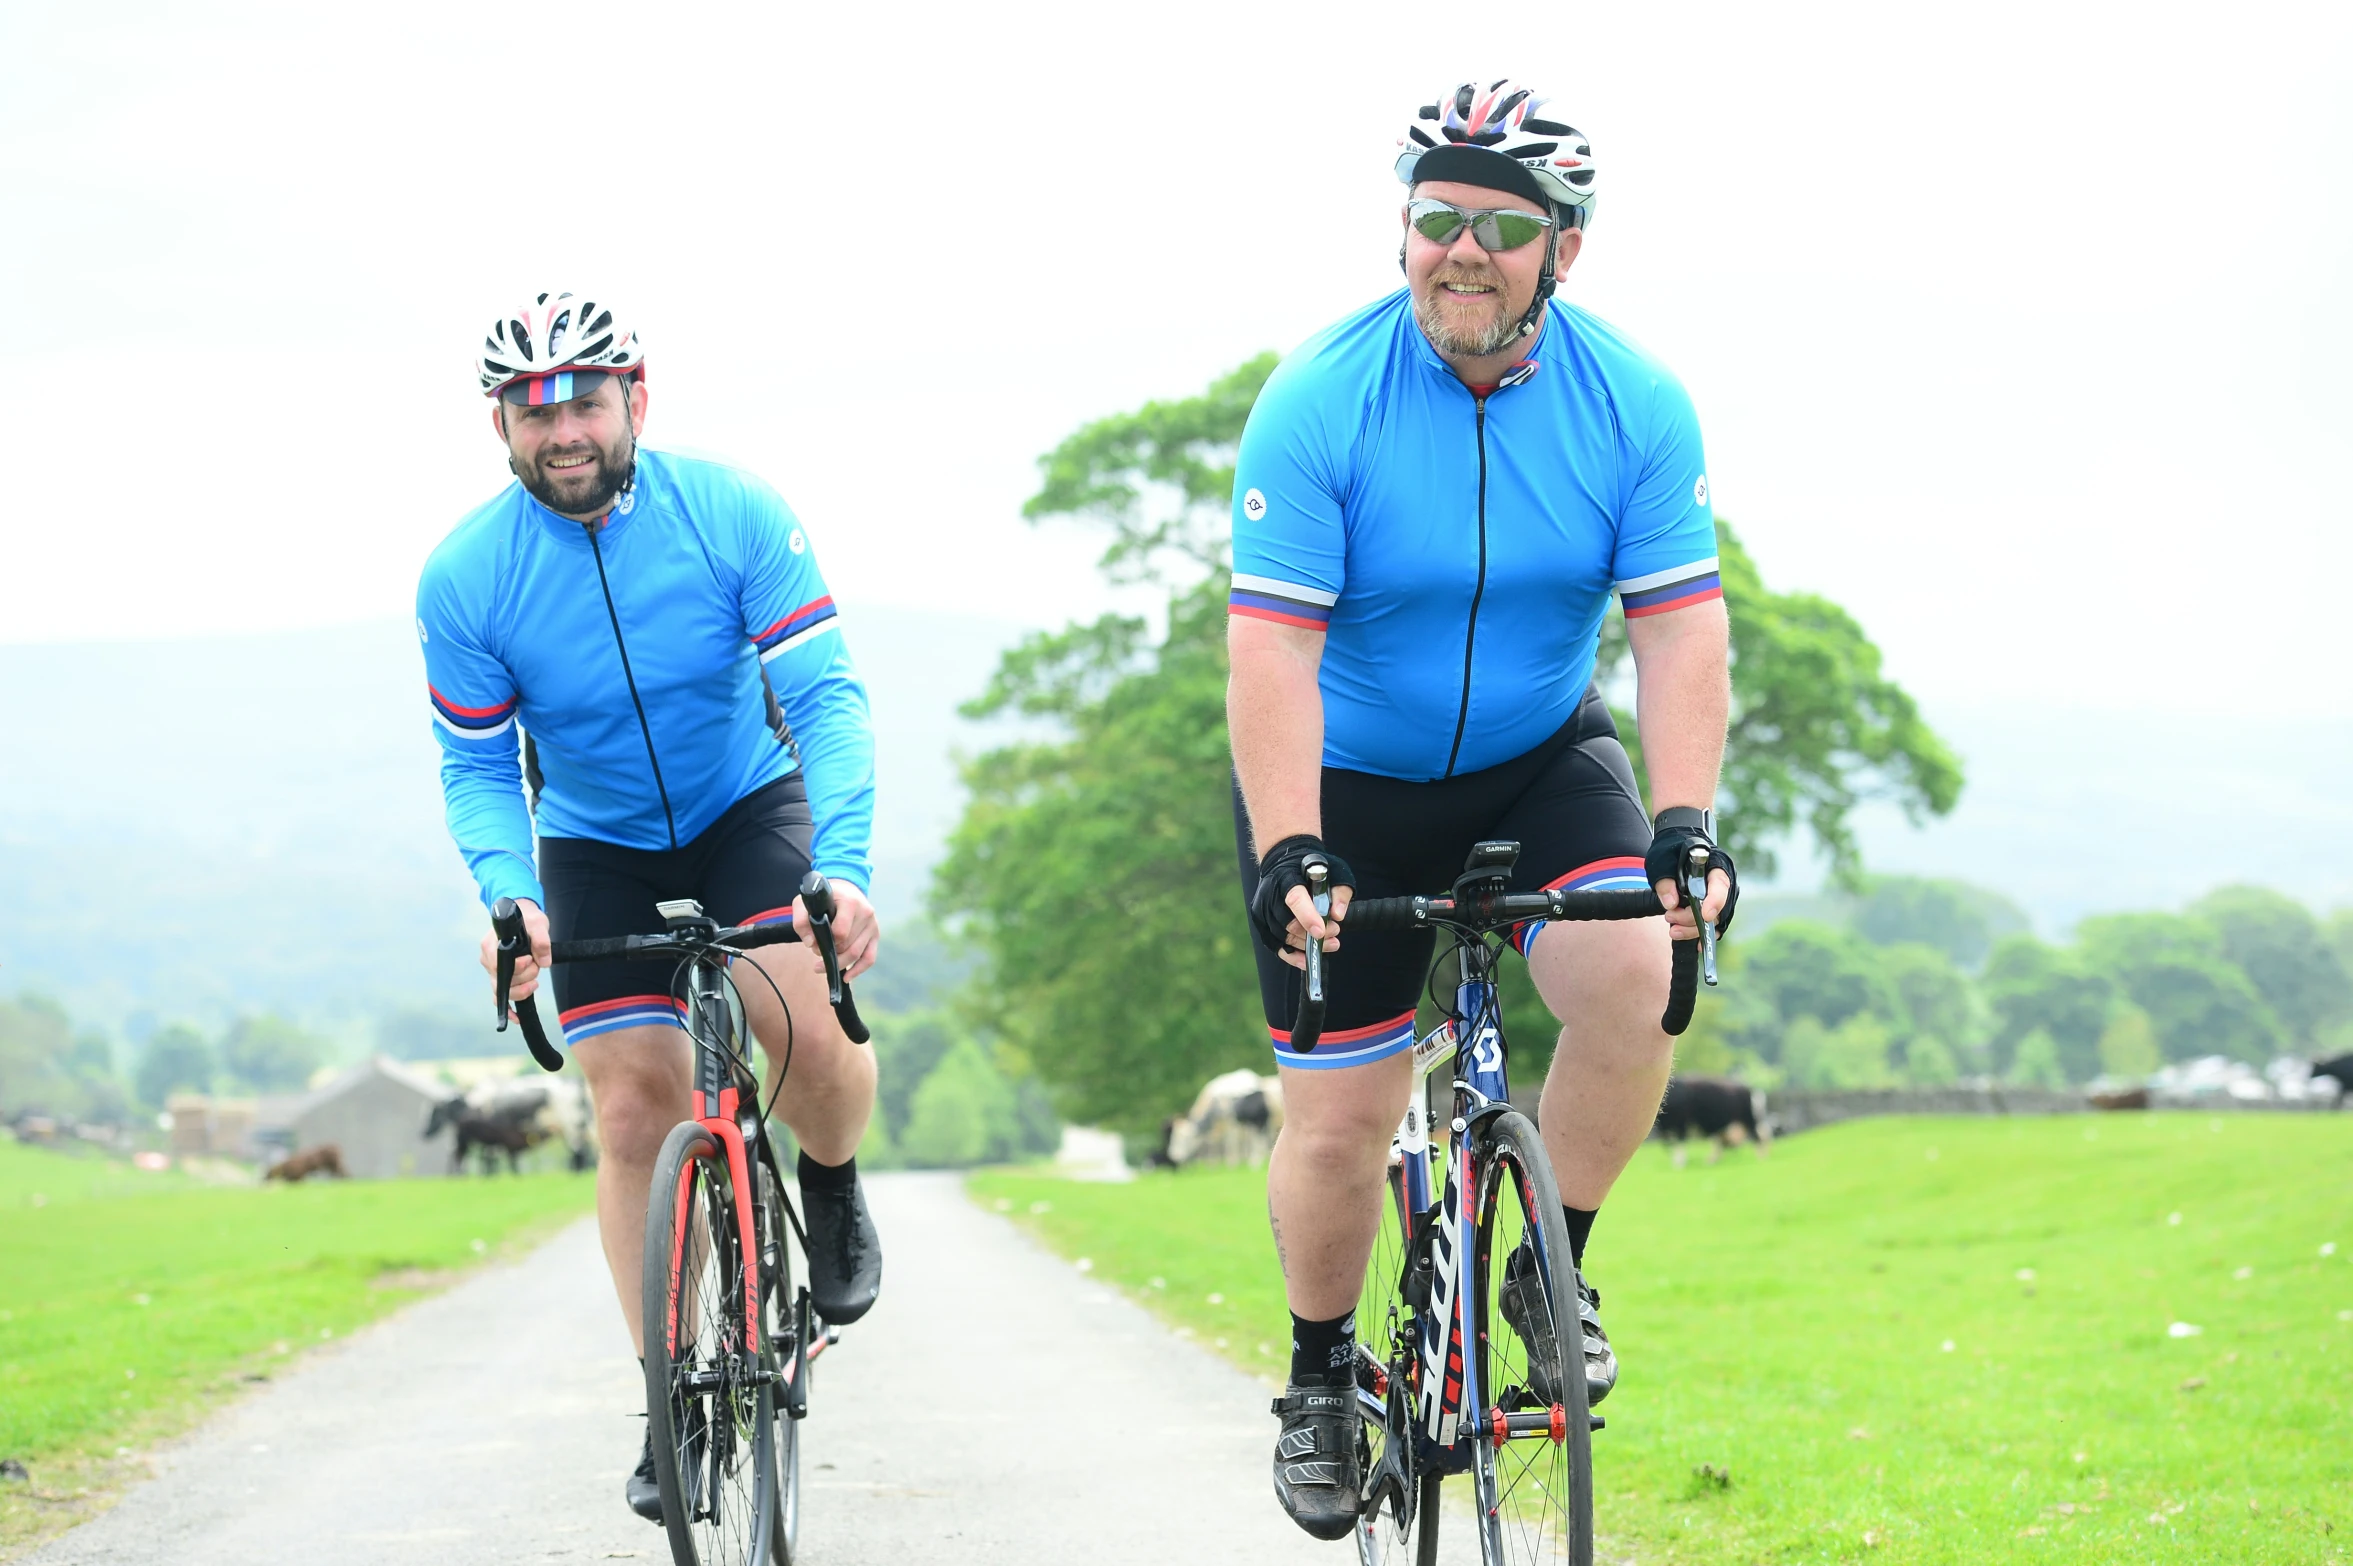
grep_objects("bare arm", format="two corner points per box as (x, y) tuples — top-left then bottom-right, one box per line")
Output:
(1227, 615), (1351, 957)
(1626, 597), (1732, 932)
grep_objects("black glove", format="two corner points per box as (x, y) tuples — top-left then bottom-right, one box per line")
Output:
(1646, 808), (1738, 937)
(1249, 834), (1356, 953)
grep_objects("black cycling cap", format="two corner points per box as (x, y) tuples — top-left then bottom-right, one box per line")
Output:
(1407, 144), (1551, 210)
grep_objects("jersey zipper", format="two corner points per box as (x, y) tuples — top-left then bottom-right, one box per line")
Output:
(585, 520), (681, 850)
(1443, 394), (1492, 779)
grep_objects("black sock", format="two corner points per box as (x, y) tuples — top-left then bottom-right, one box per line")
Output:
(798, 1150), (857, 1192)
(1562, 1205), (1597, 1270)
(1289, 1310), (1355, 1387)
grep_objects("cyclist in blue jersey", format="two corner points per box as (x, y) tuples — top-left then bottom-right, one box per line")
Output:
(416, 291), (883, 1524)
(1228, 84), (1739, 1538)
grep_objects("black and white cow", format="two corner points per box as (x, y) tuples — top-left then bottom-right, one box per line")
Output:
(1653, 1075), (1769, 1166)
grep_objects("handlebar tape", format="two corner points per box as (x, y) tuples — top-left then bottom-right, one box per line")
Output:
(490, 898), (567, 1074)
(1662, 940), (1699, 1038)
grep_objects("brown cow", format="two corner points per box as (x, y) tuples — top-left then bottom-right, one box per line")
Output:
(266, 1144), (348, 1182)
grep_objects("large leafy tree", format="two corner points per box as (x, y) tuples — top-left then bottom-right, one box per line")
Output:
(2073, 912), (2284, 1065)
(2187, 885), (2352, 1048)
(939, 355), (1962, 1128)
(1980, 935), (2116, 1081)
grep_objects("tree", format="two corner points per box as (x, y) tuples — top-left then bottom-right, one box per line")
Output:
(2007, 1029), (2069, 1089)
(2074, 913), (2283, 1065)
(1980, 936), (2114, 1081)
(0, 996), (112, 1118)
(896, 1039), (1054, 1169)
(2097, 1006), (2163, 1080)
(1738, 921), (1902, 1039)
(1877, 942), (1987, 1077)
(1782, 1014), (1897, 1089)
(219, 1013), (326, 1092)
(1595, 525), (1963, 882)
(136, 1023), (216, 1107)
(2188, 886), (2351, 1049)
(1849, 876), (2027, 969)
(377, 1007), (495, 1062)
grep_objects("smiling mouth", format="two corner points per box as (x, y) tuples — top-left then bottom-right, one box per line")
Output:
(546, 454), (595, 472)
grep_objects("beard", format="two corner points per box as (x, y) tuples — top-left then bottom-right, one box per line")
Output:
(514, 427), (636, 518)
(1414, 265), (1530, 357)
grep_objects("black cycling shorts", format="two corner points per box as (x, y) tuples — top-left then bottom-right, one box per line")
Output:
(1235, 687), (1652, 1071)
(539, 774), (813, 1045)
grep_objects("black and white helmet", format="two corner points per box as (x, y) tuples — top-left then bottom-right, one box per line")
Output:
(476, 291), (643, 399)
(1396, 80), (1598, 229)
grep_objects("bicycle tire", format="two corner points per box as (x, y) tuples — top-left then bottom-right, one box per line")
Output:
(643, 1120), (776, 1566)
(755, 1151), (802, 1565)
(1467, 1110), (1592, 1566)
(1356, 1154), (1440, 1566)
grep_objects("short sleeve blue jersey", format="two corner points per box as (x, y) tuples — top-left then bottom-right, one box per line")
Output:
(415, 449), (875, 910)
(1229, 291), (1721, 781)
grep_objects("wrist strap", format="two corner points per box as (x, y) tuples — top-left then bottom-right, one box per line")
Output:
(1653, 806), (1715, 839)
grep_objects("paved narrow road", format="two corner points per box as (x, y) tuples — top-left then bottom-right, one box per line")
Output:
(26, 1172), (1351, 1564)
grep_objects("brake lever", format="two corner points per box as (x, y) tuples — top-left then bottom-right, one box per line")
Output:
(1683, 846), (1720, 987)
(492, 897), (524, 1030)
(798, 869), (846, 1009)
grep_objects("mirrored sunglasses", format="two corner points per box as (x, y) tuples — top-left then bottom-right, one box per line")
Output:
(1406, 198), (1555, 254)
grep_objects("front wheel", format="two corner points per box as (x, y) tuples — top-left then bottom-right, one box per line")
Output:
(643, 1120), (776, 1566)
(1467, 1110), (1593, 1566)
(755, 1151), (802, 1565)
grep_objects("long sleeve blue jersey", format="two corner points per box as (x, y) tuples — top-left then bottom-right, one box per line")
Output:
(415, 449), (875, 910)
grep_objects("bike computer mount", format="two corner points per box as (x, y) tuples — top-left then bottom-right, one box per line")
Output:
(1450, 840), (1521, 903)
(655, 898), (719, 936)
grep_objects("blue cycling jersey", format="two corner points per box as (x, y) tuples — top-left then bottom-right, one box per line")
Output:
(416, 448), (875, 910)
(1229, 291), (1721, 782)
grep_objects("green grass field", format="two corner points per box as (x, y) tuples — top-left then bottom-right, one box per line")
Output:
(973, 1112), (2353, 1564)
(0, 1140), (594, 1557)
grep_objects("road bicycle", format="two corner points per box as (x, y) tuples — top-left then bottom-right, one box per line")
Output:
(1290, 840), (1714, 1566)
(490, 872), (870, 1566)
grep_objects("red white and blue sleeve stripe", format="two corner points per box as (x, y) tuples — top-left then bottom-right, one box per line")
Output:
(1228, 573), (1338, 631)
(1615, 557), (1723, 619)
(753, 596), (840, 662)
(429, 686), (520, 741)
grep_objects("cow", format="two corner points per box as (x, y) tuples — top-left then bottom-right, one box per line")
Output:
(266, 1144), (347, 1182)
(1150, 1069), (1285, 1169)
(423, 1077), (597, 1175)
(2310, 1053), (2353, 1106)
(1653, 1076), (1769, 1167)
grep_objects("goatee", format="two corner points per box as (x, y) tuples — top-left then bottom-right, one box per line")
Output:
(517, 435), (636, 519)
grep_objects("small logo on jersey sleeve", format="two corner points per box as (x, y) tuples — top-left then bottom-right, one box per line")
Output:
(1241, 488), (1268, 522)
(415, 617), (429, 644)
(1693, 474), (1709, 508)
(789, 527), (807, 555)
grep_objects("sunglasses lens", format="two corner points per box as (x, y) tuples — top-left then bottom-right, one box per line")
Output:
(1411, 204), (1468, 245)
(1477, 212), (1551, 251)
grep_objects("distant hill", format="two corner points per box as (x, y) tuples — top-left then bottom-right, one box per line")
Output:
(3, 620), (2344, 1043)
(0, 610), (1025, 1038)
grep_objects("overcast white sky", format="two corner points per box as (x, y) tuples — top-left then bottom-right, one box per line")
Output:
(3, 0), (2348, 738)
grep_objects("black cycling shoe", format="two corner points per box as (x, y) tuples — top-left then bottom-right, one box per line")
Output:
(1499, 1245), (1619, 1407)
(799, 1170), (882, 1325)
(1270, 1381), (1363, 1541)
(625, 1426), (663, 1523)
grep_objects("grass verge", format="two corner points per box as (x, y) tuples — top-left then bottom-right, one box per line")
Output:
(972, 1112), (2353, 1564)
(0, 1140), (595, 1560)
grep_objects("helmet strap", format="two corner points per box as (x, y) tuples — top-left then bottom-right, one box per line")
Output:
(1515, 208), (1567, 340)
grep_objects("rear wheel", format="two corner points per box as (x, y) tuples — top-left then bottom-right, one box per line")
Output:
(1467, 1110), (1592, 1566)
(1356, 1154), (1440, 1566)
(643, 1120), (775, 1566)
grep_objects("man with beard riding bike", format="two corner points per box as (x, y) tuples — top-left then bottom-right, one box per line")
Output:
(1226, 84), (1738, 1538)
(416, 291), (884, 1524)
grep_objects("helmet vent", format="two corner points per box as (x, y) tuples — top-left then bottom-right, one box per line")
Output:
(1523, 118), (1575, 136)
(510, 321), (532, 361)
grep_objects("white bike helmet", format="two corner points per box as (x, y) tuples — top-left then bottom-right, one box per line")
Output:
(477, 290), (644, 401)
(1396, 80), (1597, 230)
(1396, 80), (1596, 340)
